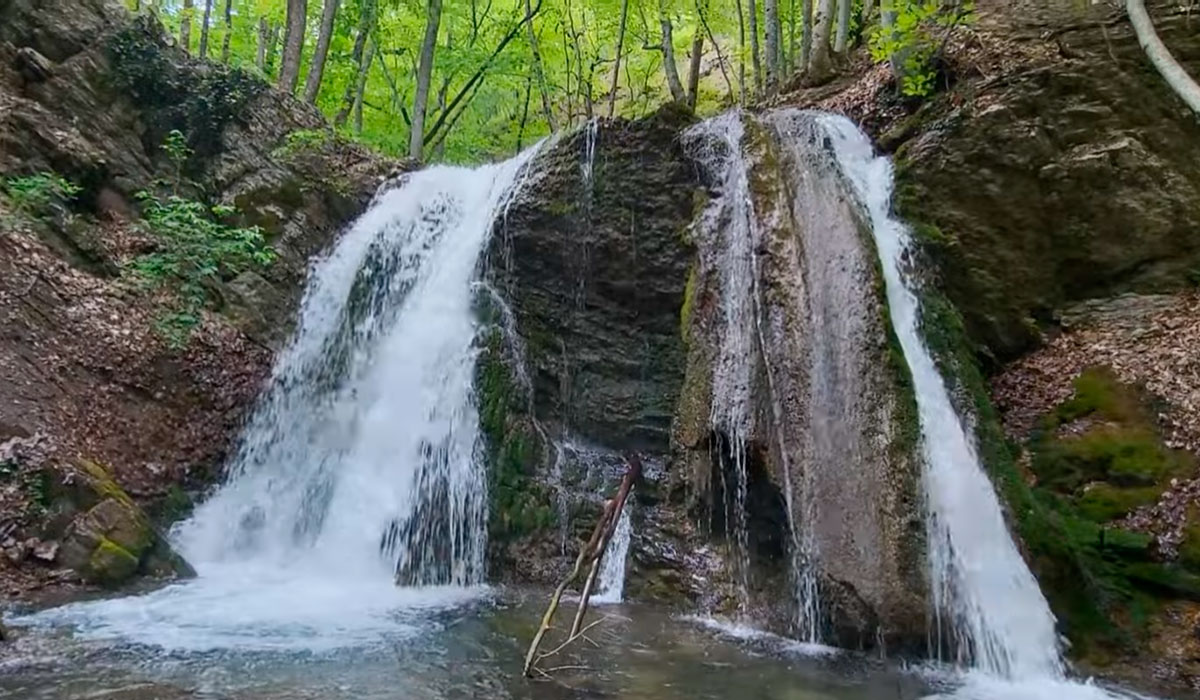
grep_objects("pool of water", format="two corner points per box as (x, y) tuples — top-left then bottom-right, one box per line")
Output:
(0, 584), (1152, 700)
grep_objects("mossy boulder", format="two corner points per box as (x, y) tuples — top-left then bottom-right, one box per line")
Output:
(54, 460), (193, 587)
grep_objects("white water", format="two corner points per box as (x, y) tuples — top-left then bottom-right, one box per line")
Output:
(684, 112), (821, 639)
(592, 500), (632, 604)
(16, 144), (544, 652)
(813, 113), (1064, 679)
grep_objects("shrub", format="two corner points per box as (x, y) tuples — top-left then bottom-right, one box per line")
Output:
(128, 192), (275, 347)
(2, 172), (81, 217)
(869, 0), (974, 97)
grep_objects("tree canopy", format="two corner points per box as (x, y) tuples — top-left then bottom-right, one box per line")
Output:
(129, 0), (968, 162)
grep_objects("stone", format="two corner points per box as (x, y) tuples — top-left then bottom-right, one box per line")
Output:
(30, 539), (58, 563)
(13, 46), (52, 83)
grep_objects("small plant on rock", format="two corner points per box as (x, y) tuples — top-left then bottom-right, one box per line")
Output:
(129, 192), (275, 348)
(870, 0), (974, 97)
(2, 172), (82, 218)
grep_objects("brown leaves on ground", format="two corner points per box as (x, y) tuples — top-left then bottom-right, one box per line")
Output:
(992, 291), (1200, 553)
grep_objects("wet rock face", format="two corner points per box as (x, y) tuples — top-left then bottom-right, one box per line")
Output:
(677, 112), (927, 651)
(488, 107), (698, 452)
(892, 0), (1200, 363)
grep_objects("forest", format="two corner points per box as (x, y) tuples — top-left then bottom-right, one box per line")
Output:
(123, 0), (971, 162)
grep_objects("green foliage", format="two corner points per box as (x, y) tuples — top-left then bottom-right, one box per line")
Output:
(272, 128), (333, 159)
(128, 191), (275, 347)
(869, 0), (973, 97)
(2, 172), (82, 217)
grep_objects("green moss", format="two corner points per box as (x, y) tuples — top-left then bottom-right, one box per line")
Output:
(1180, 507), (1200, 570)
(477, 328), (554, 541)
(680, 263), (698, 343)
(89, 537), (140, 585)
(1076, 483), (1162, 523)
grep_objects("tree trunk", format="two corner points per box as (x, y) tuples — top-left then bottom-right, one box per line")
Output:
(180, 0), (194, 52)
(807, 0), (834, 78)
(221, 0), (234, 63)
(525, 0), (557, 131)
(697, 0), (735, 103)
(658, 0), (687, 103)
(800, 0), (812, 74)
(304, 0), (342, 104)
(199, 0), (215, 58)
(278, 0), (308, 93)
(786, 0), (796, 74)
(833, 0), (850, 53)
(335, 0), (378, 127)
(256, 17), (269, 71)
(735, 0), (747, 102)
(607, 0), (630, 117)
(353, 41), (376, 135)
(747, 0), (762, 96)
(409, 0), (444, 160)
(764, 0), (779, 90)
(1127, 0), (1200, 116)
(267, 22), (281, 72)
(686, 31), (703, 107)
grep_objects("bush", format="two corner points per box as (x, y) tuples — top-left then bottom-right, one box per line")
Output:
(2, 172), (81, 217)
(869, 0), (974, 97)
(128, 192), (275, 347)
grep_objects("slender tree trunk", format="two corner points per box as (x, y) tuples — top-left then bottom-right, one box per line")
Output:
(199, 0), (215, 58)
(409, 0), (444, 160)
(525, 0), (556, 131)
(335, 0), (378, 126)
(834, 0), (850, 53)
(256, 17), (269, 70)
(278, 0), (308, 93)
(786, 0), (796, 74)
(1127, 0), (1200, 116)
(807, 0), (834, 77)
(735, 0), (747, 102)
(607, 0), (630, 117)
(267, 22), (282, 72)
(180, 0), (194, 52)
(517, 74), (532, 152)
(747, 0), (762, 96)
(800, 0), (812, 74)
(221, 0), (234, 63)
(658, 0), (687, 103)
(304, 0), (342, 104)
(697, 0), (734, 103)
(353, 42), (375, 134)
(686, 31), (703, 107)
(765, 0), (780, 90)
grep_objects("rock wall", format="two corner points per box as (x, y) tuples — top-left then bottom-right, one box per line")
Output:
(0, 0), (392, 594)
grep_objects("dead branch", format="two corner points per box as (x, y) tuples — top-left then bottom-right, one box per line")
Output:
(521, 453), (643, 677)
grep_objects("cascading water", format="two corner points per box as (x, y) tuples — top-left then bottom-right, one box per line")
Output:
(813, 113), (1065, 679)
(18, 143), (544, 652)
(683, 113), (821, 639)
(592, 500), (633, 604)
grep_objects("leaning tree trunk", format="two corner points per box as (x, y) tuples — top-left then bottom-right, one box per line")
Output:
(686, 30), (703, 107)
(764, 0), (779, 90)
(304, 0), (342, 104)
(747, 0), (762, 96)
(658, 1), (687, 103)
(220, 0), (234, 63)
(1127, 0), (1200, 116)
(800, 0), (813, 74)
(180, 0), (194, 52)
(278, 0), (308, 93)
(199, 0), (215, 57)
(334, 0), (378, 127)
(256, 17), (269, 70)
(353, 41), (376, 134)
(525, 0), (557, 131)
(607, 0), (630, 116)
(409, 0), (444, 160)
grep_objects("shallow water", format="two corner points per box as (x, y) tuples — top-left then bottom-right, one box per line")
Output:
(1, 585), (936, 700)
(2, 585), (1152, 700)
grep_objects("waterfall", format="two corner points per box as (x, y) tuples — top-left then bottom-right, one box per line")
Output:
(684, 113), (821, 639)
(592, 500), (633, 605)
(814, 113), (1065, 679)
(18, 144), (545, 653)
